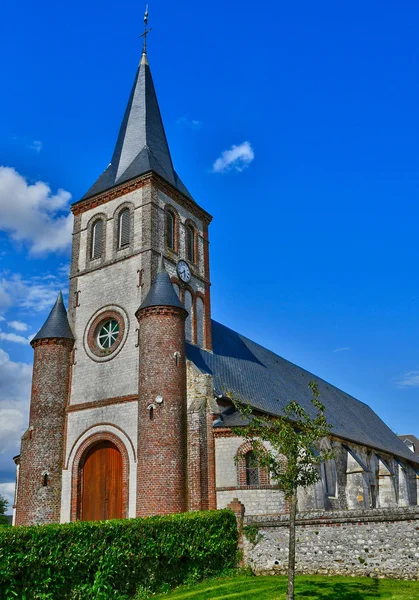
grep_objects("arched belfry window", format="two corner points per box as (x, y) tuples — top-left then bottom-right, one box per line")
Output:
(166, 210), (175, 251)
(245, 451), (260, 485)
(118, 208), (130, 249)
(91, 219), (103, 260)
(186, 224), (195, 263)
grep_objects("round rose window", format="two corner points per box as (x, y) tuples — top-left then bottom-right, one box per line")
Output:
(97, 319), (120, 349)
(84, 307), (128, 362)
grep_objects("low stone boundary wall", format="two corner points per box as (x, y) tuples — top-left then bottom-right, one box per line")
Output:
(243, 506), (419, 580)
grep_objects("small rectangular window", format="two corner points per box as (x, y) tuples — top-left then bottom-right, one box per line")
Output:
(246, 451), (259, 485)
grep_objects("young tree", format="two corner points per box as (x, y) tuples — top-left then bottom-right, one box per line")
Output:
(233, 382), (333, 600)
(0, 493), (9, 526)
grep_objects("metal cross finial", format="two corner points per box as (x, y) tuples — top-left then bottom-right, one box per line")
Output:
(139, 4), (152, 54)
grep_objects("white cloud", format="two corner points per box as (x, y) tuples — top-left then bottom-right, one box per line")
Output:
(0, 166), (73, 255)
(0, 348), (32, 485)
(397, 370), (419, 388)
(8, 320), (28, 332)
(0, 483), (15, 514)
(211, 141), (255, 174)
(333, 347), (352, 353)
(177, 116), (202, 130)
(0, 272), (65, 314)
(0, 332), (29, 345)
(28, 140), (43, 153)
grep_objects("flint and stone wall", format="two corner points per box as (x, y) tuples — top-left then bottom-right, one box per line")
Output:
(243, 507), (419, 580)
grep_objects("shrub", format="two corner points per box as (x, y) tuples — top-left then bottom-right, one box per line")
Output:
(0, 509), (238, 599)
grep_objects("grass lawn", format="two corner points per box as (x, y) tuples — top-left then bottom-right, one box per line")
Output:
(152, 574), (419, 600)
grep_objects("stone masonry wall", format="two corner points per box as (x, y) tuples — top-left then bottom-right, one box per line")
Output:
(243, 507), (419, 580)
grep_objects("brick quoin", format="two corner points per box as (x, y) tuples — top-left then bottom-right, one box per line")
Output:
(15, 338), (73, 526)
(136, 305), (188, 516)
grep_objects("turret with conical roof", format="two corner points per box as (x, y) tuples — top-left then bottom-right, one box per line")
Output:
(31, 291), (75, 344)
(135, 255), (188, 517)
(15, 292), (74, 526)
(140, 254), (186, 312)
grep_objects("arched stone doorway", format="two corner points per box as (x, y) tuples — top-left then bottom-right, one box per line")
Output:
(80, 440), (123, 521)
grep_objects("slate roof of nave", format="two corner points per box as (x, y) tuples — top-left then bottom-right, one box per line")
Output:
(186, 320), (419, 465)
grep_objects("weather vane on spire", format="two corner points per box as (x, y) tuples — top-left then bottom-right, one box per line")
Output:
(139, 5), (152, 54)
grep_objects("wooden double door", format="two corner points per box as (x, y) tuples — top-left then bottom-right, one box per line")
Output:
(81, 441), (123, 521)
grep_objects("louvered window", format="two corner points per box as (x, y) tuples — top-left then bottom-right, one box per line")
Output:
(245, 451), (259, 485)
(186, 224), (195, 262)
(118, 208), (130, 248)
(91, 219), (103, 259)
(166, 211), (175, 250)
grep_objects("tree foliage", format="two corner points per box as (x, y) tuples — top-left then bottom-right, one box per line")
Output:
(233, 382), (334, 497)
(232, 382), (334, 600)
(0, 494), (9, 526)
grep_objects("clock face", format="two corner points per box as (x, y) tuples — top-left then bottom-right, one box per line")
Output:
(177, 260), (191, 283)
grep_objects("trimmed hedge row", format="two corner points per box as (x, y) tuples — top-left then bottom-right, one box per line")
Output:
(0, 510), (238, 599)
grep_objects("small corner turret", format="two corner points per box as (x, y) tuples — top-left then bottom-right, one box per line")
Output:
(31, 291), (75, 346)
(15, 291), (74, 526)
(136, 253), (188, 516)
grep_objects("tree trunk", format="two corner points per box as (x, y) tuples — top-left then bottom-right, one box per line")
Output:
(286, 490), (298, 600)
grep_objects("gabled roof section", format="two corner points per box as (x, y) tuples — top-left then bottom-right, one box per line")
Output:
(186, 320), (419, 465)
(81, 52), (193, 202)
(31, 292), (75, 344)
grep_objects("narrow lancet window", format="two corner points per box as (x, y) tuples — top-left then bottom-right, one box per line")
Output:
(166, 211), (175, 250)
(186, 224), (195, 262)
(91, 219), (103, 259)
(118, 208), (130, 248)
(322, 459), (337, 497)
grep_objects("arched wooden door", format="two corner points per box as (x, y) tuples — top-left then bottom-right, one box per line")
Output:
(81, 441), (122, 521)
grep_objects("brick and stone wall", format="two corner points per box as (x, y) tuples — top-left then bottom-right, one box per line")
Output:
(186, 362), (217, 511)
(243, 507), (419, 580)
(214, 432), (419, 516)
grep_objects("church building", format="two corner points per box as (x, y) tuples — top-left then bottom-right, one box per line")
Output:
(13, 31), (419, 526)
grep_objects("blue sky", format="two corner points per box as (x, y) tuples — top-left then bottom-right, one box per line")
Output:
(0, 0), (418, 510)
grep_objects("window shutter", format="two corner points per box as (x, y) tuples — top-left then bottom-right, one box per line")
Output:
(119, 209), (130, 248)
(91, 219), (103, 259)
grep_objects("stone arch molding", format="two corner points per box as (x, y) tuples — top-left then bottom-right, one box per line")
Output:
(66, 424), (137, 521)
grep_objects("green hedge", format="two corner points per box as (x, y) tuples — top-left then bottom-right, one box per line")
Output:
(0, 510), (238, 600)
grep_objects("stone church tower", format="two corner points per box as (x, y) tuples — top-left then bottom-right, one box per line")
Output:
(15, 38), (214, 525)
(16, 19), (419, 528)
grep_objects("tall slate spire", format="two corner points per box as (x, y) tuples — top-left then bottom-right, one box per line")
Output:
(82, 43), (193, 201)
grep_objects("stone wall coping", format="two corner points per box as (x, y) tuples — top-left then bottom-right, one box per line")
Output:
(244, 506), (419, 527)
